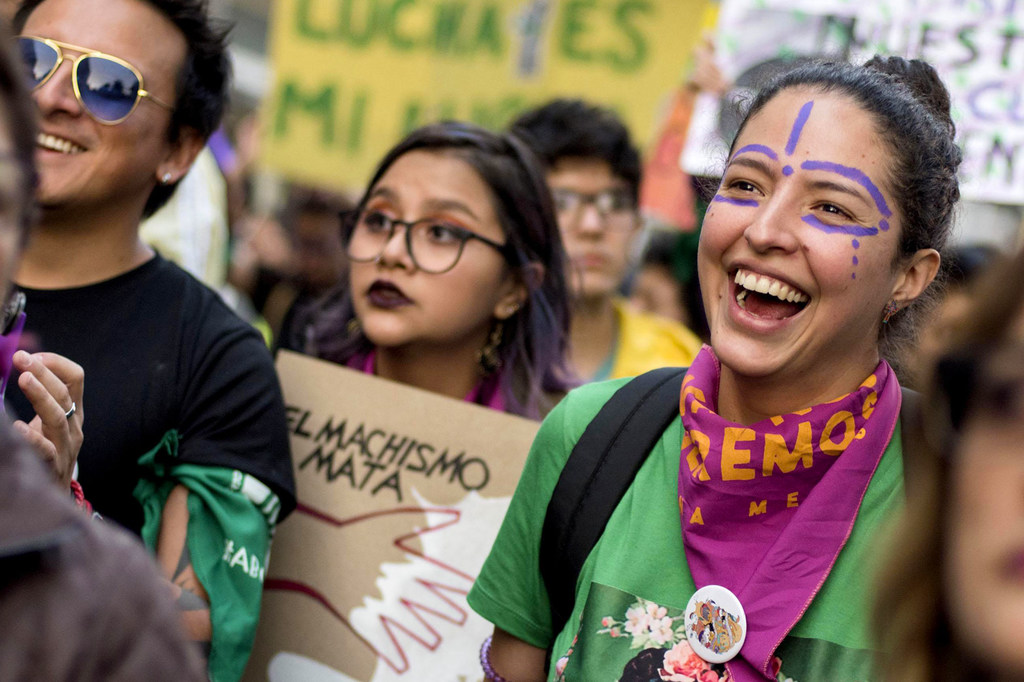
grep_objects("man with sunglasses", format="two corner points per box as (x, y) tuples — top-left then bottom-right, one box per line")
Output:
(512, 99), (703, 382)
(7, 0), (296, 679)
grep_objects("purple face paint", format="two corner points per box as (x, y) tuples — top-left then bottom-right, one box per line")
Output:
(852, 239), (860, 249)
(782, 165), (793, 176)
(731, 144), (778, 161)
(879, 220), (889, 232)
(800, 160), (892, 218)
(801, 215), (880, 236)
(852, 255), (859, 265)
(785, 101), (814, 155)
(713, 194), (759, 207)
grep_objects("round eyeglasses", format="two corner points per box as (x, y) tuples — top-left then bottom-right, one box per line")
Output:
(18, 36), (173, 125)
(551, 187), (638, 232)
(344, 209), (515, 274)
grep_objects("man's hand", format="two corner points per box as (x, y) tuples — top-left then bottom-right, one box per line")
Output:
(12, 350), (84, 488)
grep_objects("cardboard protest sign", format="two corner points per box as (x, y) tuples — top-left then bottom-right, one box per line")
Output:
(244, 350), (540, 681)
(260, 0), (709, 190)
(683, 0), (1024, 204)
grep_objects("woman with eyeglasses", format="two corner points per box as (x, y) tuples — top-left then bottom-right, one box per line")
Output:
(874, 244), (1024, 682)
(282, 121), (575, 419)
(468, 55), (960, 682)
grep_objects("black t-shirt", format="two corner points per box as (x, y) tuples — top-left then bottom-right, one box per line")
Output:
(8, 255), (296, 533)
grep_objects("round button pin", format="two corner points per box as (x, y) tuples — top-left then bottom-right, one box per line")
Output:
(684, 584), (747, 664)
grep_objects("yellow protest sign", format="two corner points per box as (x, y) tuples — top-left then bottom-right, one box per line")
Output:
(261, 0), (710, 190)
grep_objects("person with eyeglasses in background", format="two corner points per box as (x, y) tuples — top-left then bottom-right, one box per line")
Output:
(873, 243), (1024, 682)
(511, 99), (703, 383)
(6, 1), (296, 679)
(281, 121), (575, 419)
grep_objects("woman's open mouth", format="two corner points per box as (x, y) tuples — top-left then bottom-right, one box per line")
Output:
(733, 269), (809, 320)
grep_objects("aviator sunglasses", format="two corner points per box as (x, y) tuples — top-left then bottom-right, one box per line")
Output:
(17, 36), (173, 124)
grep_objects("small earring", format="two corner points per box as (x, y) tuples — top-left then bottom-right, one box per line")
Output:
(504, 303), (520, 318)
(160, 172), (173, 185)
(346, 317), (361, 336)
(882, 299), (900, 324)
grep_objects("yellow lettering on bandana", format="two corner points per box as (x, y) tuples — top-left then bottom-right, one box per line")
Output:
(722, 427), (756, 481)
(787, 491), (799, 508)
(820, 411), (856, 456)
(749, 500), (767, 516)
(685, 430), (712, 481)
(762, 421), (813, 475)
(690, 507), (704, 525)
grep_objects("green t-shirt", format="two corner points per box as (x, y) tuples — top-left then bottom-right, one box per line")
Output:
(467, 378), (904, 681)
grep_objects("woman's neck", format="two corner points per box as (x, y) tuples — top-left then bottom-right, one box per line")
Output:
(716, 352), (881, 425)
(570, 297), (618, 379)
(374, 343), (484, 401)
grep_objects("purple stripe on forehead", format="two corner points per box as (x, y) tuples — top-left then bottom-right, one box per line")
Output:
(800, 160), (893, 217)
(785, 101), (814, 155)
(731, 144), (778, 161)
(713, 195), (759, 207)
(801, 215), (880, 236)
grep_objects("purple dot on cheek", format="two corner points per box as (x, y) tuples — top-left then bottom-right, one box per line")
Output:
(853, 255), (859, 265)
(782, 165), (793, 176)
(852, 239), (860, 249)
(851, 272), (856, 280)
(879, 220), (889, 232)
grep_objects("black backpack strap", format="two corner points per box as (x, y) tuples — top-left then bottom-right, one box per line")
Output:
(540, 366), (687, 639)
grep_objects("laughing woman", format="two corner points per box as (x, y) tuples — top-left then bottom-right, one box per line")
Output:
(468, 56), (960, 682)
(282, 122), (575, 419)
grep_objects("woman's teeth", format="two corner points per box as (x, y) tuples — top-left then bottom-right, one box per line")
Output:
(734, 269), (809, 307)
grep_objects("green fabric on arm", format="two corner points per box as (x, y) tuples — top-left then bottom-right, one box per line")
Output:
(135, 430), (282, 682)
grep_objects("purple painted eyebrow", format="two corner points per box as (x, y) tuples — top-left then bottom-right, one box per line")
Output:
(801, 215), (880, 236)
(800, 160), (892, 217)
(731, 144), (778, 161)
(785, 101), (814, 155)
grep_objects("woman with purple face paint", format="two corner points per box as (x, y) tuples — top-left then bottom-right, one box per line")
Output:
(468, 56), (960, 681)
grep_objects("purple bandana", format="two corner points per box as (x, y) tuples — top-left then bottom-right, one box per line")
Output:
(678, 347), (899, 680)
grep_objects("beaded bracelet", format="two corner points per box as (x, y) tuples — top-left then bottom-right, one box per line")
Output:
(479, 635), (510, 682)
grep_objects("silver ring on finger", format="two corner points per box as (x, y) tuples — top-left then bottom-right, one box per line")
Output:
(64, 401), (76, 420)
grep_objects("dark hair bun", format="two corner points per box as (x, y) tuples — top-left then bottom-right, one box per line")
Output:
(863, 55), (955, 137)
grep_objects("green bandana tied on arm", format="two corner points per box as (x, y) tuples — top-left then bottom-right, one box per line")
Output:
(134, 430), (282, 682)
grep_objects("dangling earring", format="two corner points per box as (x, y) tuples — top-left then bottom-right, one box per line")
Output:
(882, 299), (900, 324)
(477, 320), (504, 375)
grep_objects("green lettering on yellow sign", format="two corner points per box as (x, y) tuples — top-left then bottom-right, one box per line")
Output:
(294, 0), (505, 57)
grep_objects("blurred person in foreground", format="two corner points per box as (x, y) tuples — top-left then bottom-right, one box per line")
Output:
(875, 244), (1024, 681)
(8, 0), (296, 678)
(0, 17), (204, 681)
(511, 99), (703, 382)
